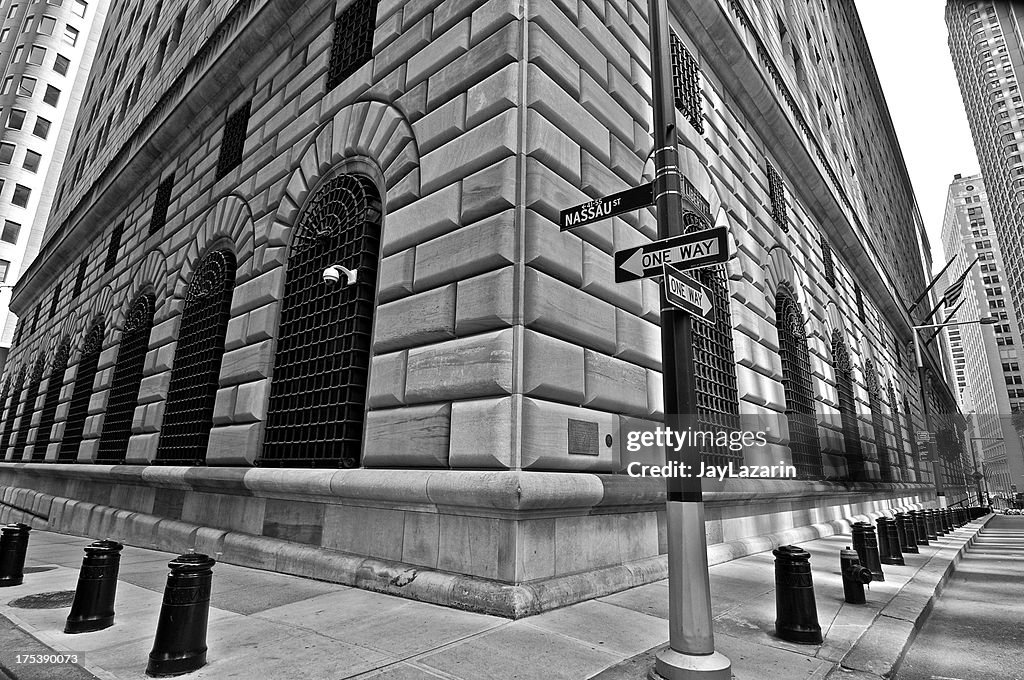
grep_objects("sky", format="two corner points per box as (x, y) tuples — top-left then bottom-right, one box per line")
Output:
(855, 2), (980, 272)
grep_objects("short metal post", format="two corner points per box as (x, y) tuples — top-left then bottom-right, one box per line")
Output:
(65, 540), (124, 633)
(0, 523), (31, 587)
(911, 510), (930, 545)
(147, 553), (216, 677)
(896, 513), (919, 554)
(851, 522), (884, 581)
(773, 546), (822, 644)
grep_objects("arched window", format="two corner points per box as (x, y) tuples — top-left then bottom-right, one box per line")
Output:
(864, 358), (892, 481)
(59, 320), (105, 462)
(887, 381), (906, 472)
(2, 365), (27, 455)
(682, 214), (741, 467)
(775, 285), (822, 478)
(903, 395), (917, 465)
(33, 337), (71, 461)
(156, 250), (236, 464)
(831, 329), (865, 481)
(97, 294), (156, 463)
(261, 173), (382, 468)
(14, 357), (46, 459)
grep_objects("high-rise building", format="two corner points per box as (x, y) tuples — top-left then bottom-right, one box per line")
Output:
(0, 0), (109, 373)
(0, 0), (963, 615)
(947, 1), (1024, 337)
(940, 173), (1024, 502)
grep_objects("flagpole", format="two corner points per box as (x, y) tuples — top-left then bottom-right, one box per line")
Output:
(919, 255), (980, 325)
(923, 298), (967, 349)
(908, 253), (959, 314)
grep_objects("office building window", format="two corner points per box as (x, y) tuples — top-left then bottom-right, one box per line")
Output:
(6, 109), (26, 130)
(32, 116), (50, 139)
(12, 184), (30, 207)
(72, 1), (87, 18)
(0, 143), (13, 164)
(53, 54), (70, 75)
(17, 75), (36, 97)
(1, 221), (19, 244)
(43, 84), (60, 106)
(38, 15), (56, 35)
(23, 150), (41, 172)
(0, 260), (9, 283)
(27, 45), (45, 65)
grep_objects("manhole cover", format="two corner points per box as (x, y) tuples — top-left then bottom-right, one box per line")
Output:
(8, 590), (76, 609)
(22, 566), (57, 574)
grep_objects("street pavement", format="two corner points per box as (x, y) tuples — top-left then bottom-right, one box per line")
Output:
(0, 513), (994, 680)
(895, 515), (1024, 680)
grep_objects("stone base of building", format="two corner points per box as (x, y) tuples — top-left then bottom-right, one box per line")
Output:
(0, 464), (935, 618)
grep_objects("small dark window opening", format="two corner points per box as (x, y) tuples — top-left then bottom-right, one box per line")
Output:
(105, 222), (124, 272)
(216, 100), (251, 180)
(855, 284), (865, 322)
(821, 234), (836, 287)
(670, 30), (704, 134)
(150, 173), (174, 233)
(767, 163), (789, 231)
(73, 259), (88, 298)
(327, 0), (378, 90)
(49, 284), (62, 320)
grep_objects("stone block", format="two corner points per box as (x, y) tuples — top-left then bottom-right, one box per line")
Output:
(520, 397), (620, 471)
(401, 510), (440, 568)
(383, 182), (461, 257)
(460, 156), (517, 225)
(609, 133), (645, 184)
(231, 267), (284, 316)
(373, 13), (432, 80)
(583, 349), (648, 414)
(125, 432), (159, 464)
(527, 21), (581, 99)
(522, 330), (586, 403)
(524, 267), (617, 355)
(407, 17), (470, 87)
(367, 350), (408, 409)
(455, 266), (515, 336)
(378, 248), (417, 303)
(234, 380), (268, 423)
(470, 0), (518, 45)
(581, 241), (643, 315)
(449, 396), (515, 469)
(526, 64), (610, 166)
(420, 107), (517, 195)
(219, 339), (274, 386)
(414, 209), (515, 290)
(524, 209), (583, 287)
(527, 0), (606, 88)
(413, 93), (467, 155)
(579, 70), (635, 143)
(137, 372), (171, 405)
(205, 423), (262, 465)
(373, 284), (457, 353)
(425, 20), (519, 110)
(526, 109), (582, 185)
(466, 62), (519, 128)
(437, 513), (512, 581)
(362, 403), (451, 467)
(615, 308), (661, 371)
(404, 329), (514, 403)
(524, 157), (588, 228)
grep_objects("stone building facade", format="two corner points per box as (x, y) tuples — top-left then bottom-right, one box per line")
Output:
(0, 0), (960, 616)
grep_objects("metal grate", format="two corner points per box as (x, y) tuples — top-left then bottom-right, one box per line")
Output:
(775, 285), (822, 478)
(821, 234), (835, 287)
(156, 251), (236, 464)
(97, 295), (155, 464)
(73, 259), (88, 298)
(33, 337), (70, 461)
(0, 377), (9, 446)
(150, 174), (175, 234)
(670, 30), (704, 134)
(831, 330), (865, 480)
(327, 0), (377, 91)
(215, 100), (251, 180)
(261, 173), (381, 468)
(104, 223), (124, 273)
(13, 358), (45, 459)
(49, 284), (61, 319)
(59, 321), (105, 462)
(888, 381), (907, 463)
(2, 365), (27, 454)
(766, 163), (789, 231)
(684, 215), (741, 468)
(855, 284), (865, 322)
(864, 358), (892, 481)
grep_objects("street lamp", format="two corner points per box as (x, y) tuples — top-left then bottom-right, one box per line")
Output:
(912, 315), (998, 507)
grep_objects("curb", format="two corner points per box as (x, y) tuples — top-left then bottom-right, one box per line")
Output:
(827, 513), (996, 679)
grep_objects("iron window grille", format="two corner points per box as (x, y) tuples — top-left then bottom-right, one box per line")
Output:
(156, 250), (236, 464)
(855, 284), (865, 322)
(49, 284), (61, 319)
(683, 214), (741, 468)
(775, 285), (822, 478)
(0, 378), (9, 446)
(33, 337), (70, 460)
(864, 358), (893, 481)
(59, 321), (105, 462)
(821, 234), (835, 287)
(261, 173), (381, 468)
(327, 0), (377, 91)
(14, 357), (45, 459)
(149, 173), (175, 234)
(215, 100), (251, 180)
(30, 303), (41, 334)
(831, 330), (865, 481)
(73, 259), (88, 298)
(888, 381), (907, 461)
(904, 396), (918, 465)
(670, 30), (704, 134)
(97, 294), (155, 464)
(2, 365), (27, 453)
(104, 222), (124, 272)
(766, 163), (789, 231)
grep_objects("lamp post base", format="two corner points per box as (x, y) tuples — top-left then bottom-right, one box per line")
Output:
(652, 648), (732, 680)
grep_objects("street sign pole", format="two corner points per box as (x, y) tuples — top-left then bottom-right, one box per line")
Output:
(647, 0), (730, 677)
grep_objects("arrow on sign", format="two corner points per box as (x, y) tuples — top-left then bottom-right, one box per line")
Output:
(614, 226), (729, 282)
(663, 264), (715, 324)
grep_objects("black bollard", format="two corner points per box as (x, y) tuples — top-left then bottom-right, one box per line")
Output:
(911, 510), (930, 546)
(924, 509), (939, 540)
(896, 513), (919, 554)
(65, 540), (124, 634)
(944, 508), (955, 532)
(880, 517), (904, 566)
(851, 522), (884, 581)
(840, 546), (873, 604)
(772, 545), (822, 644)
(0, 523), (31, 587)
(147, 552), (216, 677)
(934, 509), (947, 535)
(875, 517), (893, 564)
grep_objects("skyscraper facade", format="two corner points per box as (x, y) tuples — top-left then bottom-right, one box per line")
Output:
(940, 173), (1024, 502)
(0, 0), (109, 372)
(0, 0), (961, 615)
(947, 0), (1024, 337)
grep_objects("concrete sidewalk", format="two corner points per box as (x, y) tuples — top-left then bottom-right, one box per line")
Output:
(0, 513), (992, 680)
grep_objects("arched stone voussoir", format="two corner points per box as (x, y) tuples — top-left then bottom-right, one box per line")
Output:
(172, 194), (257, 296)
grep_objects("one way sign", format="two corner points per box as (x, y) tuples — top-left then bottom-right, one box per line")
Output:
(614, 227), (729, 282)
(663, 264), (714, 325)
